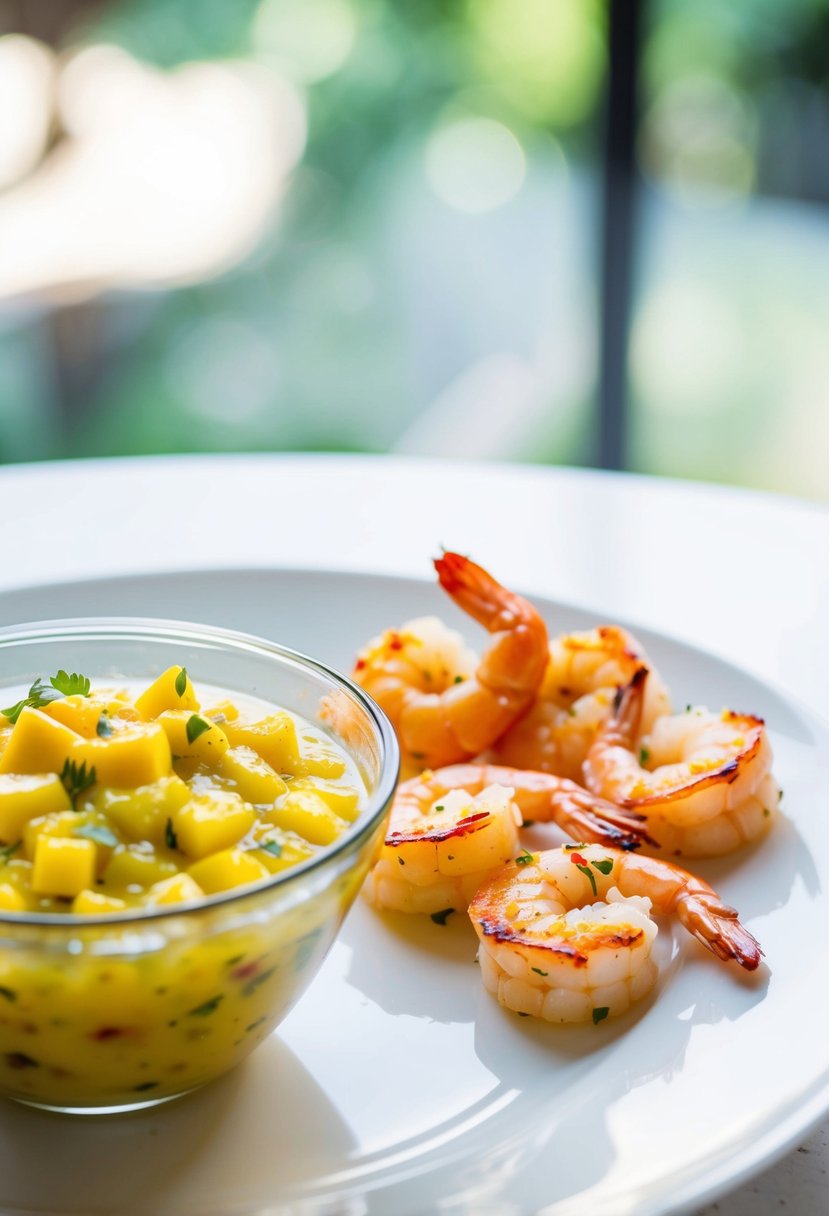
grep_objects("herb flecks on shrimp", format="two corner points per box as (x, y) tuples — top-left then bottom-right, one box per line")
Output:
(584, 668), (779, 856)
(487, 625), (672, 781)
(469, 843), (761, 1024)
(352, 553), (549, 772)
(363, 765), (652, 916)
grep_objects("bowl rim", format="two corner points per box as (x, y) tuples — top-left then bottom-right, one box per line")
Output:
(0, 616), (400, 929)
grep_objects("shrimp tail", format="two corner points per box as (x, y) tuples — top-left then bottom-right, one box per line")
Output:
(609, 664), (649, 747)
(675, 891), (763, 971)
(434, 552), (538, 638)
(552, 785), (660, 852)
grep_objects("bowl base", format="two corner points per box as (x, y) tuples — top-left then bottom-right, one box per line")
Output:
(10, 1085), (202, 1116)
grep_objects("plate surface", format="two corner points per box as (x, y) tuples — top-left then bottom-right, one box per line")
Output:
(0, 569), (827, 1216)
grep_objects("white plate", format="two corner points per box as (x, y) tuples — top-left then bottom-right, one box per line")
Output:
(0, 569), (827, 1216)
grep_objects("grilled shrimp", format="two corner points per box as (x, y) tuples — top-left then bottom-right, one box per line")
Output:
(488, 625), (671, 781)
(353, 553), (549, 771)
(469, 842), (762, 1024)
(583, 668), (779, 856)
(363, 765), (651, 915)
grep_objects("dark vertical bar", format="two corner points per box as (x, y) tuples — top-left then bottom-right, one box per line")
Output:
(597, 0), (643, 470)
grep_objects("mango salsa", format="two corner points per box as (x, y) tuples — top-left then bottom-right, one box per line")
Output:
(0, 666), (365, 912)
(0, 664), (367, 1110)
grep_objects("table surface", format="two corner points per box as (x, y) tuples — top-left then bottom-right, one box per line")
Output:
(2, 452), (829, 1215)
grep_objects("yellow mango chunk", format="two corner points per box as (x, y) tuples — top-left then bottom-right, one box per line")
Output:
(82, 776), (190, 847)
(250, 827), (315, 874)
(72, 889), (128, 914)
(32, 836), (96, 897)
(43, 696), (105, 738)
(219, 746), (287, 805)
(134, 666), (199, 720)
(0, 724), (14, 758)
(172, 790), (255, 860)
(73, 721), (172, 788)
(0, 773), (72, 842)
(145, 873), (205, 906)
(264, 789), (347, 846)
(102, 846), (179, 892)
(0, 882), (25, 911)
(22, 810), (116, 863)
(158, 711), (229, 765)
(0, 707), (82, 777)
(222, 713), (300, 774)
(204, 699), (240, 724)
(187, 847), (269, 894)
(295, 738), (347, 780)
(289, 777), (361, 822)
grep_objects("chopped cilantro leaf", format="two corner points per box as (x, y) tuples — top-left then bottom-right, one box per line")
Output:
(531, 967), (548, 977)
(50, 671), (91, 697)
(592, 1006), (610, 1025)
(185, 714), (211, 744)
(259, 840), (283, 858)
(591, 858), (614, 876)
(639, 746), (650, 765)
(430, 908), (455, 926)
(576, 862), (598, 897)
(60, 759), (96, 807)
(96, 713), (113, 738)
(165, 818), (178, 850)
(515, 849), (534, 866)
(174, 667), (188, 697)
(188, 995), (223, 1017)
(0, 840), (21, 864)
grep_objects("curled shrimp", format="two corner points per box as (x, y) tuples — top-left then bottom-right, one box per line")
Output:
(583, 668), (780, 857)
(362, 764), (652, 916)
(469, 842), (762, 1024)
(353, 553), (549, 771)
(487, 625), (671, 781)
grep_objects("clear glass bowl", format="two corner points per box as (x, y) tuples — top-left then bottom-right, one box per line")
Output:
(0, 618), (399, 1114)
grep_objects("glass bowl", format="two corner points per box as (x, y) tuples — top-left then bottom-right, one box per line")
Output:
(0, 618), (399, 1114)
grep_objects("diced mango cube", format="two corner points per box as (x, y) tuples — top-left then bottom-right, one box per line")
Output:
(102, 846), (179, 892)
(0, 883), (25, 911)
(158, 711), (229, 765)
(0, 707), (82, 777)
(145, 873), (205, 906)
(43, 696), (106, 738)
(250, 827), (315, 874)
(264, 789), (347, 845)
(23, 809), (95, 859)
(187, 848), (269, 894)
(295, 740), (347, 779)
(0, 724), (14, 758)
(0, 773), (72, 841)
(289, 777), (361, 821)
(83, 776), (190, 846)
(31, 836), (96, 897)
(71, 889), (128, 915)
(222, 713), (300, 774)
(172, 790), (255, 859)
(219, 746), (287, 805)
(203, 699), (240, 724)
(134, 666), (200, 720)
(73, 721), (172, 788)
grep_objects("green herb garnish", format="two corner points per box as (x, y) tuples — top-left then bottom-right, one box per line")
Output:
(174, 668), (188, 697)
(639, 746), (650, 765)
(185, 714), (211, 744)
(515, 849), (534, 866)
(430, 908), (455, 926)
(453, 675), (463, 684)
(0, 987), (16, 1002)
(592, 1006), (610, 1025)
(591, 858), (614, 876)
(188, 995), (223, 1017)
(531, 967), (548, 977)
(259, 840), (283, 858)
(576, 862), (598, 897)
(563, 842), (587, 851)
(3, 671), (91, 723)
(59, 759), (96, 807)
(96, 713), (113, 738)
(50, 671), (91, 698)
(165, 818), (178, 850)
(73, 824), (118, 848)
(0, 841), (21, 864)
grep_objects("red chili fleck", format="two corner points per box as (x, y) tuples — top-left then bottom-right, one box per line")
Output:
(231, 962), (260, 982)
(456, 812), (490, 828)
(569, 852), (587, 867)
(91, 1027), (128, 1041)
(354, 658), (366, 671)
(388, 634), (404, 651)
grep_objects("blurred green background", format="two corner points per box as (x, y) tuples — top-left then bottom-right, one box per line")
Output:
(0, 0), (827, 498)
